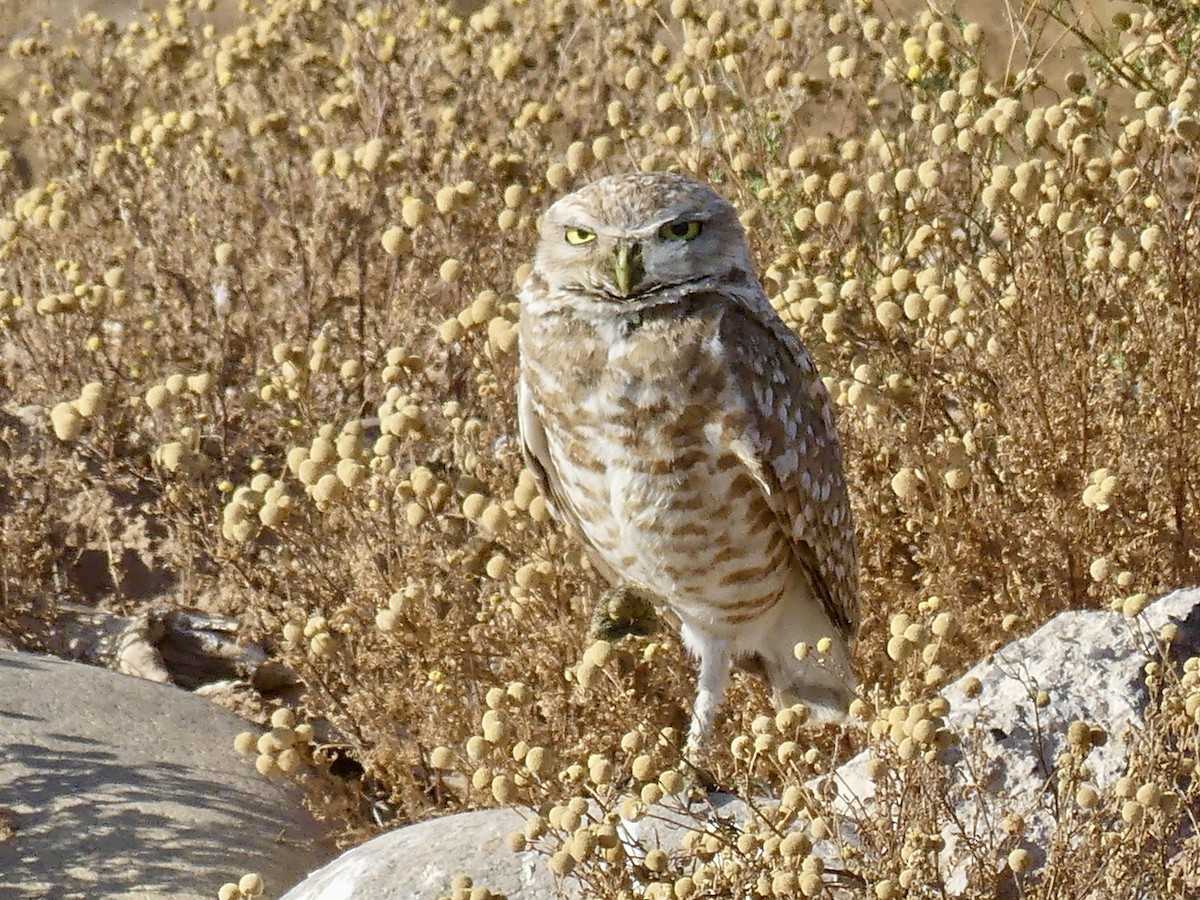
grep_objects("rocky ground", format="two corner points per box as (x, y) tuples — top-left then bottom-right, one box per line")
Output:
(0, 649), (334, 899)
(281, 588), (1200, 899)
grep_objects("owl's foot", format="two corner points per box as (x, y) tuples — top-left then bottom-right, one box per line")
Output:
(588, 584), (660, 641)
(674, 751), (719, 801)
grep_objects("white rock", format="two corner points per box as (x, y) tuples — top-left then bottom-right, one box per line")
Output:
(832, 587), (1200, 891)
(281, 807), (565, 899)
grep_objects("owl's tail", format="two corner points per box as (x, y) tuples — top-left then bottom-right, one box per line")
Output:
(743, 602), (858, 724)
(769, 650), (857, 723)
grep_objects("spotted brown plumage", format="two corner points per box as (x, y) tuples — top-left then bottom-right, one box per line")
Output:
(517, 172), (859, 749)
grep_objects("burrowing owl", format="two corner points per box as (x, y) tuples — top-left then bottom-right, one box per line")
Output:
(517, 172), (859, 749)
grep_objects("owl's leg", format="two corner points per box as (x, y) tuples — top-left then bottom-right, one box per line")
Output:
(680, 623), (730, 755)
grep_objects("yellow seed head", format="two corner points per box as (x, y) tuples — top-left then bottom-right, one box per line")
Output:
(50, 402), (83, 441)
(381, 226), (408, 256)
(440, 258), (463, 282)
(335, 459), (365, 488)
(631, 754), (655, 781)
(890, 467), (918, 499)
(1007, 849), (1031, 874)
(546, 163), (570, 189)
(485, 554), (510, 579)
(462, 493), (488, 519)
(481, 709), (509, 743)
(491, 774), (515, 803)
(644, 848), (667, 873)
(1122, 593), (1148, 617)
(465, 735), (488, 762)
(1135, 783), (1161, 808)
(163, 373), (186, 396)
(402, 197), (429, 228)
(575, 661), (597, 688)
(269, 708), (296, 729)
(309, 632), (336, 657)
(524, 745), (548, 776)
(144, 384), (169, 411)
(640, 782), (663, 805)
(73, 382), (106, 418)
(943, 467), (969, 490)
(886, 635), (912, 662)
(276, 748), (301, 774)
(799, 871), (823, 897)
(592, 136), (613, 160)
(410, 466), (436, 498)
(101, 265), (125, 289)
(1076, 785), (1099, 808)
(236, 874), (264, 897)
(311, 147), (332, 175)
(312, 473), (345, 504)
(480, 503), (508, 531)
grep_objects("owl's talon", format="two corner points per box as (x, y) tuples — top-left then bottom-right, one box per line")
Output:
(675, 753), (719, 801)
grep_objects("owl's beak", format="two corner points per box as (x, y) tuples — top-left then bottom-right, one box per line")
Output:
(612, 241), (644, 297)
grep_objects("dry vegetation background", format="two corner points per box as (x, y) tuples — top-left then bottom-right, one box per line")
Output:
(2, 0), (1200, 896)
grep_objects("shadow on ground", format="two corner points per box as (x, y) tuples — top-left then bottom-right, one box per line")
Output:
(0, 652), (332, 899)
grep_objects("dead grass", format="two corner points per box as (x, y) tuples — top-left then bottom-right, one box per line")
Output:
(1, 0), (1198, 895)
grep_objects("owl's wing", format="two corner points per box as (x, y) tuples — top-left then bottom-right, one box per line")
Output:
(517, 376), (620, 584)
(714, 300), (860, 637)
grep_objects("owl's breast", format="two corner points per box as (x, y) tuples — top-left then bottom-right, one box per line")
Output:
(520, 302), (793, 630)
(532, 368), (786, 629)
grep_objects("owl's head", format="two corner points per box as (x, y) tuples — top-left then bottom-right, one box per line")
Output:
(530, 172), (753, 307)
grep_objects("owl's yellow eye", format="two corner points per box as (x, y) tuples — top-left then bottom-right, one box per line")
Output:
(659, 220), (703, 241)
(565, 227), (596, 245)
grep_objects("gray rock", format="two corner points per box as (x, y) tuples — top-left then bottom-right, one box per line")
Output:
(281, 792), (769, 899)
(832, 586), (1200, 891)
(281, 807), (565, 900)
(0, 650), (333, 899)
(36, 603), (280, 693)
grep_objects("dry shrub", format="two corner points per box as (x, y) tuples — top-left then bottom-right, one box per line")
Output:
(1, 0), (1199, 894)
